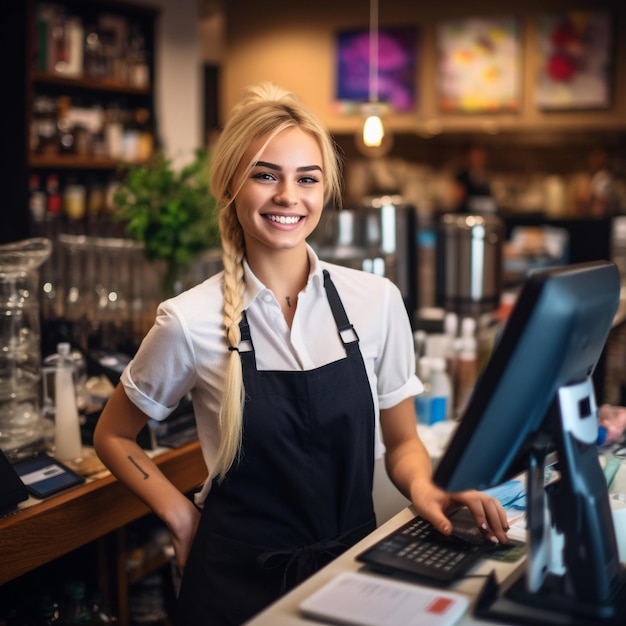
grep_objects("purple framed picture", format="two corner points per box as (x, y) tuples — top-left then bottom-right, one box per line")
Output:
(334, 26), (419, 113)
(437, 17), (521, 113)
(535, 11), (613, 111)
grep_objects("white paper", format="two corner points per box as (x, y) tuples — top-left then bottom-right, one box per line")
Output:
(299, 571), (469, 626)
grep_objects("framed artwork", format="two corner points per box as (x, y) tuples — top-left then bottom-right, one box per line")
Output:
(334, 26), (419, 114)
(436, 17), (521, 113)
(535, 11), (613, 111)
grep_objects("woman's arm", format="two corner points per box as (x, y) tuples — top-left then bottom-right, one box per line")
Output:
(380, 397), (509, 544)
(93, 384), (201, 571)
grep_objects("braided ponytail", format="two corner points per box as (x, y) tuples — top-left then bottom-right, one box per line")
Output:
(212, 207), (246, 480)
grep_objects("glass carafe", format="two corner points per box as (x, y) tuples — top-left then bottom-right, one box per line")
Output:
(0, 237), (52, 460)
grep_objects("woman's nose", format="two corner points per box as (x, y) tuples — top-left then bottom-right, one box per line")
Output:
(273, 182), (298, 207)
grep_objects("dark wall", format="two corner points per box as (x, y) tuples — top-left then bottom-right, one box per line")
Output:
(2, 2), (31, 243)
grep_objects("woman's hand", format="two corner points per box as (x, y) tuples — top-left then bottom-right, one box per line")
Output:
(380, 399), (509, 544)
(599, 404), (626, 443)
(168, 500), (202, 573)
(410, 481), (510, 545)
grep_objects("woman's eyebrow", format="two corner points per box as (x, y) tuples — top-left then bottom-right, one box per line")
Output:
(254, 160), (322, 173)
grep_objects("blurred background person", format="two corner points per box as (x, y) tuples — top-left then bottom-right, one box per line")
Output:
(450, 143), (497, 215)
(575, 146), (617, 218)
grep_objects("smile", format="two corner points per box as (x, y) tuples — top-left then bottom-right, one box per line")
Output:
(266, 215), (302, 225)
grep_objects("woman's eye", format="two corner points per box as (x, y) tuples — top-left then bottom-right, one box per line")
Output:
(299, 175), (319, 185)
(252, 172), (276, 181)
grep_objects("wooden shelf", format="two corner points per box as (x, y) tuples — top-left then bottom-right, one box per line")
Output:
(29, 154), (123, 169)
(32, 72), (152, 96)
(0, 440), (205, 586)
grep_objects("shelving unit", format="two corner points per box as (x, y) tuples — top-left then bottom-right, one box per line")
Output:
(0, 0), (167, 357)
(0, 3), (175, 623)
(0, 441), (206, 625)
(2, 0), (159, 245)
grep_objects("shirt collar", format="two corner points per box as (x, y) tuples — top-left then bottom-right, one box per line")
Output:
(242, 243), (324, 308)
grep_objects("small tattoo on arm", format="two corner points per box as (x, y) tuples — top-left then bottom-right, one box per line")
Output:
(128, 455), (149, 480)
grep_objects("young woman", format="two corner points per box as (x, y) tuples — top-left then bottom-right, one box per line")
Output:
(94, 83), (509, 625)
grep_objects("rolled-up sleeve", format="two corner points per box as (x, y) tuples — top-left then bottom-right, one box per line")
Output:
(120, 302), (197, 421)
(376, 281), (423, 410)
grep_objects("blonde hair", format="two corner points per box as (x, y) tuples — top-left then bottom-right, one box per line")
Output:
(209, 83), (343, 480)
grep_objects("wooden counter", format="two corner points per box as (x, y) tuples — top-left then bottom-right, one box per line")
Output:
(0, 440), (206, 586)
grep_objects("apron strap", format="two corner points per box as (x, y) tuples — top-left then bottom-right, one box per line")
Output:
(322, 269), (360, 348)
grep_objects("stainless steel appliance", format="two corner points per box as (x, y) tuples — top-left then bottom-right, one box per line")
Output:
(436, 213), (504, 317)
(310, 196), (418, 319)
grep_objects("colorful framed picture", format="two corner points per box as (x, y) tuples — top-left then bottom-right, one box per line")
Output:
(334, 26), (419, 114)
(436, 17), (521, 113)
(535, 11), (613, 111)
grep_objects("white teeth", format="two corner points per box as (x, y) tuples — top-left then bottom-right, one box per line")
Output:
(268, 215), (301, 224)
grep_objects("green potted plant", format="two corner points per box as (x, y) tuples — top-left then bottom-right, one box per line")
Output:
(113, 148), (220, 298)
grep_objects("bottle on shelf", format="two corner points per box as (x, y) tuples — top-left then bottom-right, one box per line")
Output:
(46, 174), (63, 218)
(63, 17), (84, 78)
(64, 179), (87, 221)
(34, 592), (62, 625)
(83, 24), (103, 80)
(443, 311), (459, 385)
(415, 356), (432, 425)
(455, 317), (478, 419)
(87, 590), (119, 625)
(86, 177), (106, 219)
(428, 356), (453, 423)
(56, 96), (75, 155)
(127, 23), (150, 89)
(29, 174), (47, 222)
(104, 103), (124, 159)
(134, 108), (154, 162)
(61, 581), (90, 625)
(32, 95), (58, 155)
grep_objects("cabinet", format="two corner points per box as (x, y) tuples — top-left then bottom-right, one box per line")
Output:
(0, 441), (206, 625)
(3, 0), (158, 240)
(3, 0), (163, 354)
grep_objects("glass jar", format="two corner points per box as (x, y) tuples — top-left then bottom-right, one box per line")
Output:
(0, 237), (52, 460)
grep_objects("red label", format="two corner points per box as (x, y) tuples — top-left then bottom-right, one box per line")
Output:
(427, 597), (454, 614)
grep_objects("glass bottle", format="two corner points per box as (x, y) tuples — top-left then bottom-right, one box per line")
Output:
(48, 342), (83, 462)
(454, 317), (478, 419)
(34, 593), (61, 625)
(428, 356), (452, 423)
(87, 590), (119, 625)
(56, 96), (75, 155)
(29, 174), (46, 222)
(61, 581), (90, 625)
(45, 174), (63, 218)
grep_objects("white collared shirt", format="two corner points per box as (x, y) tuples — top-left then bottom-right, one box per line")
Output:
(121, 245), (422, 493)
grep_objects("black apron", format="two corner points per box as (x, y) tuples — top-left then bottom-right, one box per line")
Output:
(175, 270), (377, 626)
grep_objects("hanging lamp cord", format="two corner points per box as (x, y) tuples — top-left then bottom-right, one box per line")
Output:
(369, 0), (379, 103)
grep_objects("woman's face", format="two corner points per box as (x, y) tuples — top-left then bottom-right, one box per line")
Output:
(232, 126), (325, 256)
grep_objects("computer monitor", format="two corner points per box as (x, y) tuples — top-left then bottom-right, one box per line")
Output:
(434, 260), (626, 625)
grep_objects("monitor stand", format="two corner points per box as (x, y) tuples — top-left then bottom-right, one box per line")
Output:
(475, 377), (626, 626)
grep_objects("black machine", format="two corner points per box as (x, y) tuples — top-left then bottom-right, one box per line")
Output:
(0, 449), (29, 514)
(434, 260), (625, 625)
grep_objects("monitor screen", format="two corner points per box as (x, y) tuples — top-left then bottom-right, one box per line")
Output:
(435, 260), (619, 492)
(434, 260), (626, 625)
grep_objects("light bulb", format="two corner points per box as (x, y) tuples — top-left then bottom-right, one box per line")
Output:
(363, 115), (384, 148)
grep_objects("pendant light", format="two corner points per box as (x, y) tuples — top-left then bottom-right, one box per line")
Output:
(356, 0), (392, 157)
